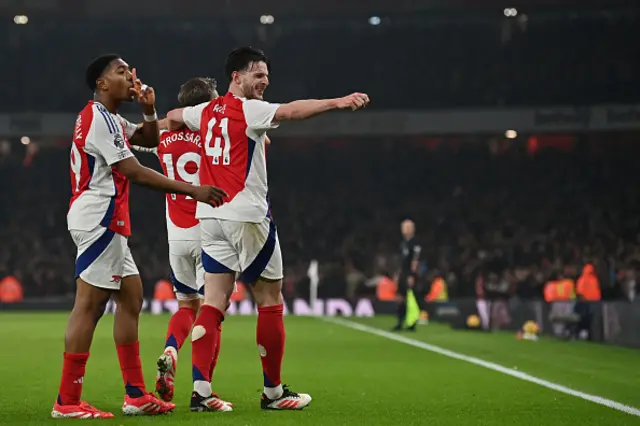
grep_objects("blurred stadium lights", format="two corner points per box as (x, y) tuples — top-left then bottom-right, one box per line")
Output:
(505, 130), (518, 139)
(20, 136), (30, 145)
(369, 16), (381, 26)
(260, 15), (275, 24)
(503, 8), (518, 17)
(13, 15), (29, 25)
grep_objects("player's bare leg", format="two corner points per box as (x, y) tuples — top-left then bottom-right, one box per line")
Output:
(156, 298), (201, 402)
(189, 272), (234, 412)
(115, 275), (175, 415)
(52, 279), (115, 419)
(252, 278), (312, 410)
(66, 279), (111, 353)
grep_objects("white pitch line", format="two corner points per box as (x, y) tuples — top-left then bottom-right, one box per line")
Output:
(322, 317), (640, 417)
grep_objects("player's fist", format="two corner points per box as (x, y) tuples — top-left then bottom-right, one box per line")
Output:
(191, 185), (228, 207)
(336, 92), (370, 111)
(138, 85), (155, 108)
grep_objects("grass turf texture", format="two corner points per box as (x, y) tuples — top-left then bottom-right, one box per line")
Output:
(1, 313), (639, 425)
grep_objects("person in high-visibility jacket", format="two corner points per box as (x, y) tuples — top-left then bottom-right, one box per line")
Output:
(0, 276), (24, 303)
(574, 263), (602, 339)
(573, 264), (601, 340)
(556, 277), (576, 300)
(425, 275), (448, 302)
(543, 277), (575, 301)
(154, 279), (175, 301)
(576, 264), (601, 301)
(230, 281), (248, 302)
(543, 280), (557, 302)
(376, 276), (397, 301)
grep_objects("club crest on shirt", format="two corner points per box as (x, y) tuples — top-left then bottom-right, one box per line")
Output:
(113, 133), (125, 149)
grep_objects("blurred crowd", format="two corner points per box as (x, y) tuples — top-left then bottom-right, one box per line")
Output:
(0, 7), (638, 112)
(1, 133), (639, 301)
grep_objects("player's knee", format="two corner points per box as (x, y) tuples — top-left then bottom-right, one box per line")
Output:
(130, 294), (144, 311)
(73, 279), (112, 322)
(73, 297), (108, 324)
(204, 292), (231, 313)
(204, 280), (232, 301)
(116, 275), (144, 313)
(117, 293), (143, 317)
(211, 295), (230, 312)
(179, 298), (201, 312)
(252, 278), (283, 307)
(90, 303), (107, 324)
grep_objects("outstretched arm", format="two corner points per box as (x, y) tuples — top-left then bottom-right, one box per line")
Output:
(242, 92), (370, 135)
(88, 109), (224, 206)
(167, 109), (185, 130)
(274, 93), (369, 121)
(115, 156), (227, 205)
(167, 102), (209, 131)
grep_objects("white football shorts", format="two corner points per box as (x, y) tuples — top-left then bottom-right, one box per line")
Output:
(200, 216), (283, 284)
(168, 239), (205, 300)
(71, 226), (139, 290)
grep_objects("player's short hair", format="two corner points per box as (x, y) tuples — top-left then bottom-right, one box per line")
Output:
(178, 77), (218, 107)
(225, 46), (270, 82)
(85, 54), (121, 91)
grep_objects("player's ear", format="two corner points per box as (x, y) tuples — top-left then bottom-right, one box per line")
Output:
(96, 77), (108, 92)
(231, 71), (241, 85)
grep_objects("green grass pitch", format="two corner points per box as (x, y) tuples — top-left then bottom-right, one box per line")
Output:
(1, 313), (639, 425)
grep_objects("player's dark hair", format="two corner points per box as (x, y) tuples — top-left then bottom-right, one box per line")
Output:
(178, 77), (218, 107)
(224, 46), (270, 82)
(85, 54), (121, 91)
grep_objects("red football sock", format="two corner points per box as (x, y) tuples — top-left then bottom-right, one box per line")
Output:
(257, 304), (285, 388)
(57, 352), (89, 406)
(116, 341), (146, 398)
(165, 307), (197, 351)
(192, 305), (224, 386)
(208, 323), (222, 380)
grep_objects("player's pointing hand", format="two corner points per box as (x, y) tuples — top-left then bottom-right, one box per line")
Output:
(336, 92), (370, 111)
(191, 185), (228, 207)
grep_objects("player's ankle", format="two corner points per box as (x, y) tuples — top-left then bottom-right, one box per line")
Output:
(164, 345), (178, 355)
(125, 385), (144, 398)
(194, 380), (212, 398)
(264, 384), (283, 400)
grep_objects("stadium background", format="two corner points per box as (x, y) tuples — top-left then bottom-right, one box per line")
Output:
(2, 0), (640, 335)
(1, 2), (640, 423)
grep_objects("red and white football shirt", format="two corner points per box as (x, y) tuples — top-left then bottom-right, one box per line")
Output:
(182, 92), (279, 223)
(140, 128), (202, 241)
(67, 101), (137, 236)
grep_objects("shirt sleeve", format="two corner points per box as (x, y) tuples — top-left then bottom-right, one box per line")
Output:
(182, 102), (209, 131)
(117, 115), (139, 139)
(86, 111), (134, 166)
(243, 99), (281, 132)
(131, 145), (158, 155)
